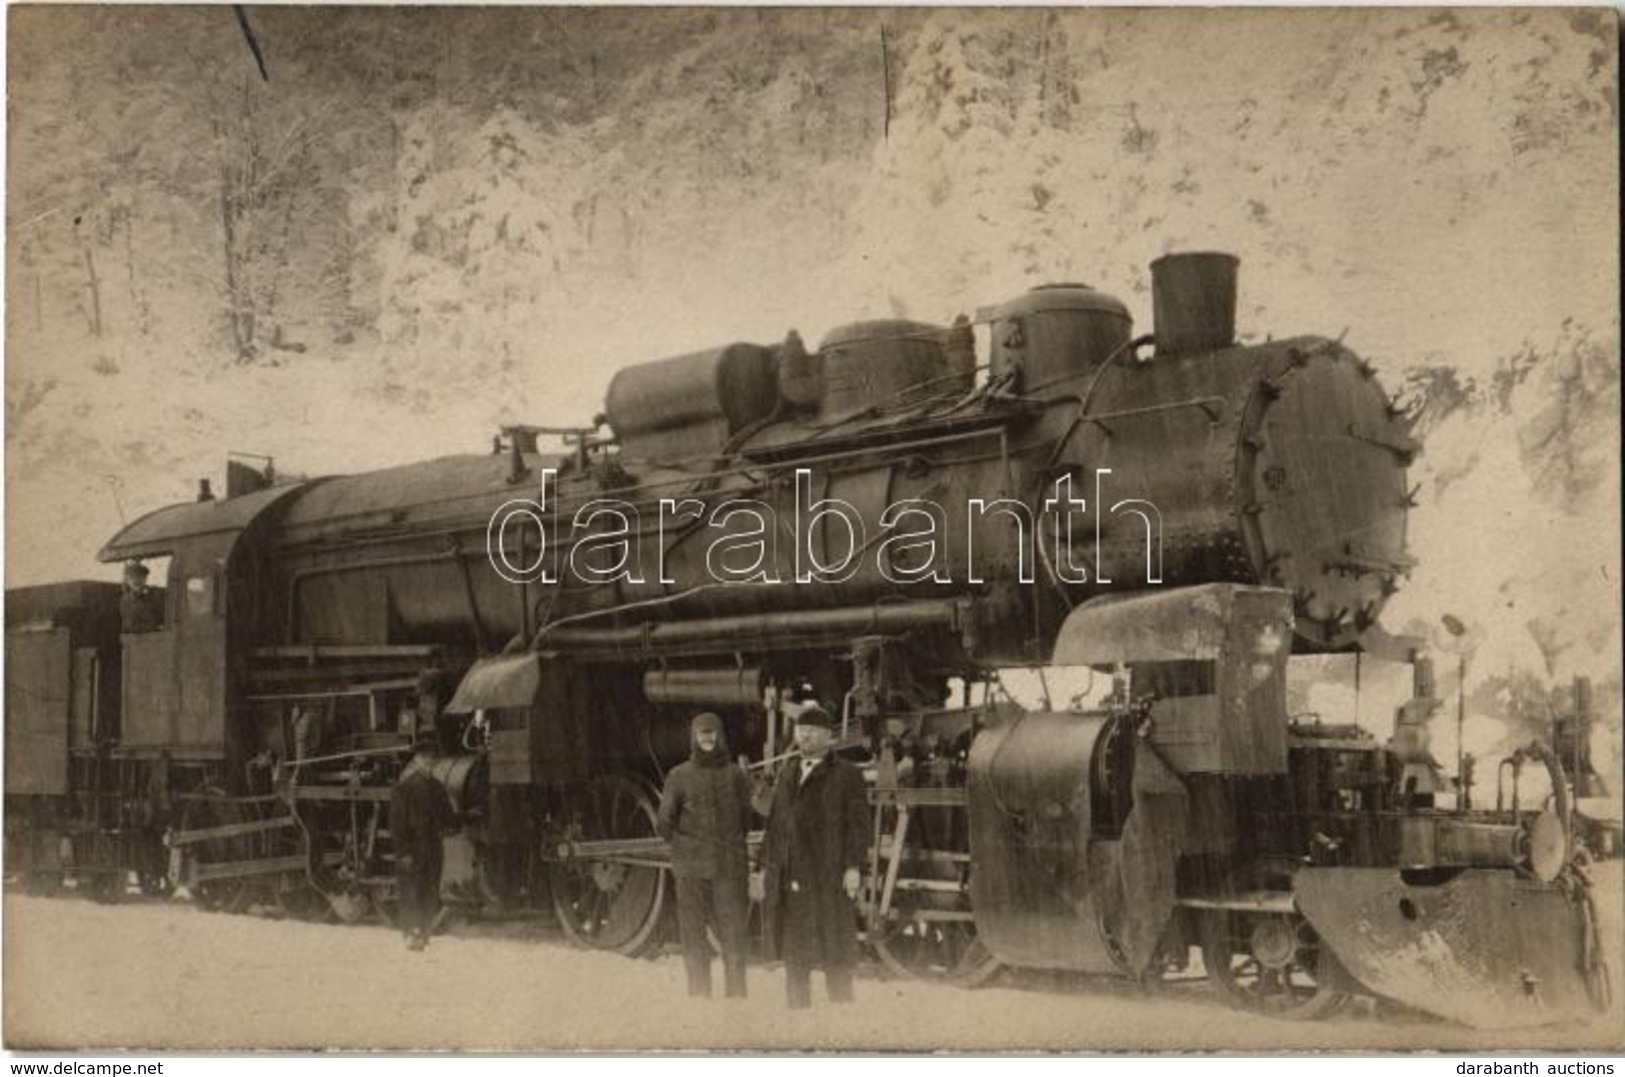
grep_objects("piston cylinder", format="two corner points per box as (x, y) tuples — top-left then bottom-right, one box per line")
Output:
(642, 666), (764, 709)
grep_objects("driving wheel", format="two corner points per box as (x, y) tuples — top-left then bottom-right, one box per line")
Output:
(549, 775), (668, 957)
(1201, 910), (1349, 1019)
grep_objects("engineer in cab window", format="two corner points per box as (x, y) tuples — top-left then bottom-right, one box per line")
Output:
(120, 559), (162, 633)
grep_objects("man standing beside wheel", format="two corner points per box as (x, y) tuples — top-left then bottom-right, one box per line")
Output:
(760, 702), (868, 1009)
(391, 725), (456, 952)
(657, 712), (753, 999)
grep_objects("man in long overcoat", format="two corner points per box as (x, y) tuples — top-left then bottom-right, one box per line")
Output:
(390, 728), (456, 951)
(760, 703), (868, 1008)
(656, 712), (753, 998)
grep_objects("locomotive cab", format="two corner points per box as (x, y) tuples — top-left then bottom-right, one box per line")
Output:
(98, 484), (305, 770)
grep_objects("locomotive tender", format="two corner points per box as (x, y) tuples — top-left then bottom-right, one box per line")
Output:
(4, 252), (1610, 1028)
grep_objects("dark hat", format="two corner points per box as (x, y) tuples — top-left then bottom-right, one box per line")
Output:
(124, 560), (149, 578)
(793, 704), (835, 729)
(690, 712), (723, 734)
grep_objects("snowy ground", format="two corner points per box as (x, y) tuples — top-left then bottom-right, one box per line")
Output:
(4, 863), (1622, 1053)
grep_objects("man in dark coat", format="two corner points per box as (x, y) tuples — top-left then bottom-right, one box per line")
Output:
(119, 560), (162, 633)
(390, 728), (456, 952)
(656, 712), (753, 998)
(760, 703), (869, 1009)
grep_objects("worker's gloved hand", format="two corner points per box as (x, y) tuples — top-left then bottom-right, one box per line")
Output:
(843, 867), (861, 899)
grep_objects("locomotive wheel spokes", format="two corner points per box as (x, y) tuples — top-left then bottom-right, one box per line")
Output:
(1200, 910), (1349, 1019)
(550, 775), (668, 957)
(868, 801), (999, 987)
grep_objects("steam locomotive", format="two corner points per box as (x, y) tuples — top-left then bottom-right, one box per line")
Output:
(4, 253), (1610, 1028)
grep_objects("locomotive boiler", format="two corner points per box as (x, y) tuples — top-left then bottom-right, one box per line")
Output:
(3, 252), (1609, 1028)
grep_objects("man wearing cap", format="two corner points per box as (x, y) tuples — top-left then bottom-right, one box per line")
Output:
(657, 712), (753, 998)
(760, 702), (869, 1009)
(390, 722), (457, 952)
(120, 560), (162, 634)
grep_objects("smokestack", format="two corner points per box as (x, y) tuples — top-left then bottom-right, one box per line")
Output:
(1151, 251), (1239, 356)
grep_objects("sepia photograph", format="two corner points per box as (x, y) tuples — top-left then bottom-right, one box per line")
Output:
(2, 4), (1621, 1055)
